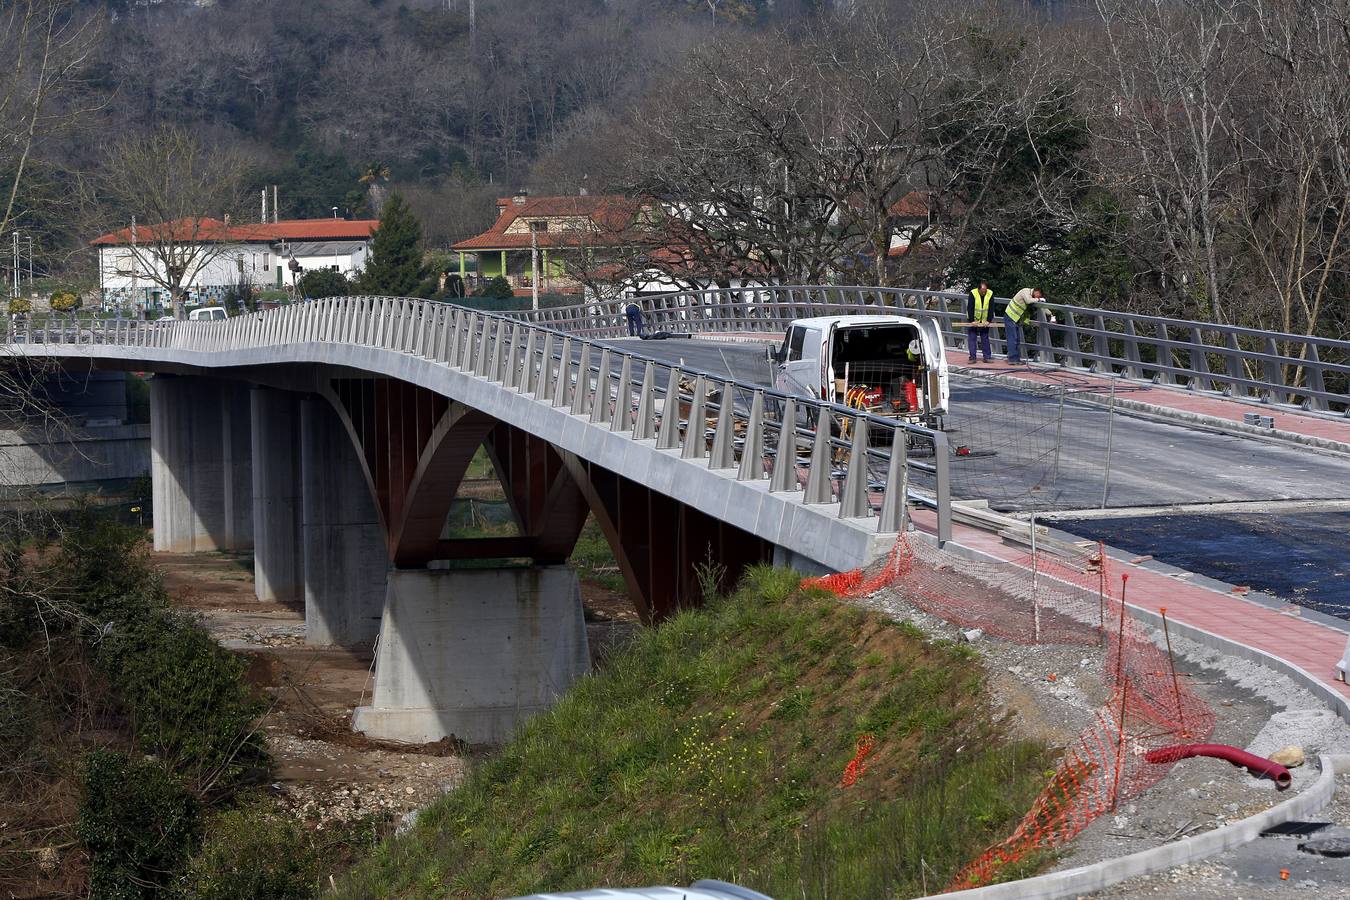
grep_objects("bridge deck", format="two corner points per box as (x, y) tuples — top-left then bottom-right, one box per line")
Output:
(958, 359), (1350, 450)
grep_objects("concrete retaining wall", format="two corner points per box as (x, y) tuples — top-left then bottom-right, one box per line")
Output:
(0, 424), (148, 490)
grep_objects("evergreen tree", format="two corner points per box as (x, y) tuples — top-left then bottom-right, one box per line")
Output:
(357, 192), (428, 296)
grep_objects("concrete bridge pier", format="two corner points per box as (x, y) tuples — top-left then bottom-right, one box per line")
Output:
(352, 566), (590, 745)
(251, 387), (304, 604)
(150, 375), (253, 552)
(300, 396), (388, 646)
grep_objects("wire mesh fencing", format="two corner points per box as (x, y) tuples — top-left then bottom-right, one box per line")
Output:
(806, 533), (1215, 889)
(942, 370), (1131, 513)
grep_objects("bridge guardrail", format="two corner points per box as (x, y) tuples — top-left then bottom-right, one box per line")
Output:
(510, 286), (1350, 416)
(1, 297), (951, 544)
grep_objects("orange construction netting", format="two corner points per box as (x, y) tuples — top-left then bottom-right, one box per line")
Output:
(806, 533), (1214, 890)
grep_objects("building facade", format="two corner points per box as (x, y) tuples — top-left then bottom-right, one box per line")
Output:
(93, 218), (379, 309)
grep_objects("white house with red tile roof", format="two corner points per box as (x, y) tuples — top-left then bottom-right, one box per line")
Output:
(92, 217), (379, 306)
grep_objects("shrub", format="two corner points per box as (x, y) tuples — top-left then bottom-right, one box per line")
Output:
(51, 512), (269, 797)
(100, 613), (268, 798)
(221, 271), (257, 315)
(50, 290), (82, 313)
(51, 509), (166, 632)
(180, 804), (320, 899)
(297, 268), (351, 299)
(476, 275), (514, 299)
(77, 750), (200, 899)
(8, 297), (31, 315)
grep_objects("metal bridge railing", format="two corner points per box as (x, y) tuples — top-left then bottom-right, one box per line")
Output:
(513, 286), (1350, 415)
(0, 297), (951, 543)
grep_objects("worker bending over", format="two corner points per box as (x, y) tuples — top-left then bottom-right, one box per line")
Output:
(1003, 287), (1055, 364)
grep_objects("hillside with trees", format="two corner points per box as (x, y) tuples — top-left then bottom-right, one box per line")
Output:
(3, 0), (1347, 343)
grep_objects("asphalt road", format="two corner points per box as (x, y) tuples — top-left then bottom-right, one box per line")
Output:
(602, 336), (1350, 514)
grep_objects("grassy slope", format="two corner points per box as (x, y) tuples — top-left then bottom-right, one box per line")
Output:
(338, 567), (1049, 899)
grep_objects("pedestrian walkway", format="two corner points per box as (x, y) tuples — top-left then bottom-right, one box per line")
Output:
(908, 507), (1350, 719)
(956, 359), (1350, 449)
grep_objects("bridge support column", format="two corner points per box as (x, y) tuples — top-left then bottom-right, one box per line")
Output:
(251, 388), (304, 603)
(300, 396), (387, 646)
(222, 383), (253, 549)
(150, 376), (252, 552)
(353, 566), (589, 744)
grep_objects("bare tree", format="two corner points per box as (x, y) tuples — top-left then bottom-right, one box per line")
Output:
(0, 0), (102, 238)
(1234, 0), (1350, 345)
(623, 32), (857, 285)
(96, 128), (255, 319)
(1085, 0), (1248, 322)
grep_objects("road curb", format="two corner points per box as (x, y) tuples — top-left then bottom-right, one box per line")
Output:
(952, 365), (1350, 457)
(924, 753), (1349, 900)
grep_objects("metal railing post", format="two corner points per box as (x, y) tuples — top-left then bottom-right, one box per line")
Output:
(876, 426), (909, 534)
(737, 390), (765, 481)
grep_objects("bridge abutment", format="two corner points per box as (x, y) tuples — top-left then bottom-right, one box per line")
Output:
(352, 566), (589, 745)
(150, 376), (253, 552)
(251, 387), (304, 604)
(300, 396), (388, 646)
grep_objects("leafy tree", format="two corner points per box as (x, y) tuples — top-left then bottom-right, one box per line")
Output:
(252, 145), (367, 219)
(297, 268), (351, 299)
(356, 192), (429, 297)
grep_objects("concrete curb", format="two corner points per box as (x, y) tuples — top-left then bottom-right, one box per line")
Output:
(923, 754), (1350, 899)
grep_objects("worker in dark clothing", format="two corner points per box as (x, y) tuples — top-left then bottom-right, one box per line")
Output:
(624, 299), (645, 337)
(967, 280), (993, 362)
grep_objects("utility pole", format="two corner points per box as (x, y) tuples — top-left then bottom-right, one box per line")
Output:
(26, 235), (32, 288)
(11, 232), (18, 299)
(530, 225), (540, 312)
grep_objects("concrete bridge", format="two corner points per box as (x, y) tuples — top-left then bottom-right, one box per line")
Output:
(5, 287), (1347, 745)
(1, 296), (942, 744)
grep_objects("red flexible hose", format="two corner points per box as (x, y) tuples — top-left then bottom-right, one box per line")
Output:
(1145, 743), (1292, 790)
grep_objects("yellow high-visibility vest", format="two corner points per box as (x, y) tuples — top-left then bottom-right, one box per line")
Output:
(970, 288), (992, 322)
(1006, 291), (1032, 324)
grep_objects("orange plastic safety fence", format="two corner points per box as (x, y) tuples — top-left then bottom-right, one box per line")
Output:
(840, 734), (877, 788)
(807, 535), (1214, 890)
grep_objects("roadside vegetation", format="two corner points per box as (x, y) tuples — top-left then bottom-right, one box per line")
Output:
(338, 565), (1049, 898)
(0, 509), (379, 897)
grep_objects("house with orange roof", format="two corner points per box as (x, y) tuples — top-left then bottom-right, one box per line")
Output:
(92, 217), (380, 307)
(451, 193), (649, 296)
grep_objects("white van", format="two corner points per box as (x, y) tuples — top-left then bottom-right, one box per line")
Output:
(770, 315), (949, 425)
(187, 306), (228, 322)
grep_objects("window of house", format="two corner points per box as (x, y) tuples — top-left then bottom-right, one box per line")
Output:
(530, 220), (549, 232)
(331, 265), (340, 271)
(263, 252), (270, 271)
(236, 256), (245, 273)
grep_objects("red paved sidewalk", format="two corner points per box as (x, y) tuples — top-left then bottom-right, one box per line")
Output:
(907, 508), (1350, 714)
(956, 359), (1350, 448)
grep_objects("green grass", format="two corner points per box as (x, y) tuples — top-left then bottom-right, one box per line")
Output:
(335, 566), (1049, 899)
(568, 519), (627, 594)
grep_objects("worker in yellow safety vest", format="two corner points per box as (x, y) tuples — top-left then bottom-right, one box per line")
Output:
(1002, 287), (1054, 364)
(967, 281), (993, 363)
